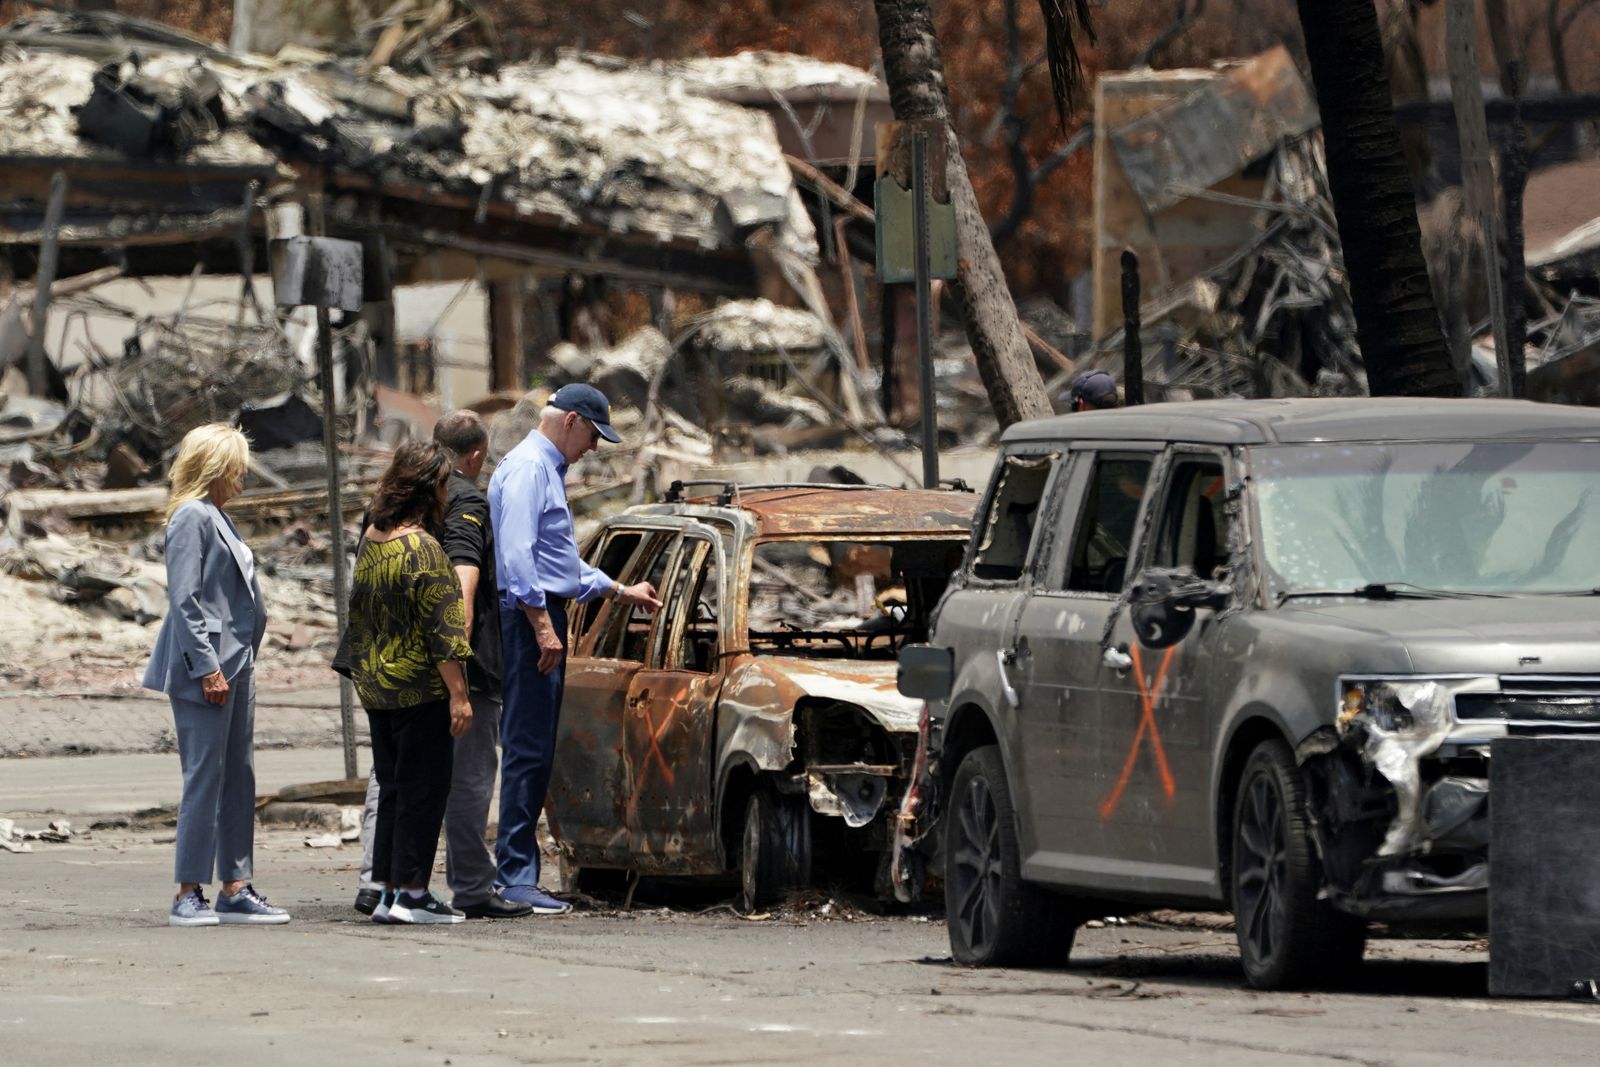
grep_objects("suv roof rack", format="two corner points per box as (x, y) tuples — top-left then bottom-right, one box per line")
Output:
(663, 480), (894, 505)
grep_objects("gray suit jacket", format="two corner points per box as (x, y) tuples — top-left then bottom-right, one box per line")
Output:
(141, 498), (267, 702)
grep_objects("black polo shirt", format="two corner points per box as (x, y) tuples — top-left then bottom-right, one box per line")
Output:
(441, 470), (501, 694)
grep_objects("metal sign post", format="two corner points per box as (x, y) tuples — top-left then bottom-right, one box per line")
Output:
(911, 130), (938, 490)
(876, 120), (957, 490)
(275, 225), (365, 780)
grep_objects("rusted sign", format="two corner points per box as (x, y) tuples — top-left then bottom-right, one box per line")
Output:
(874, 118), (957, 284)
(1110, 45), (1319, 214)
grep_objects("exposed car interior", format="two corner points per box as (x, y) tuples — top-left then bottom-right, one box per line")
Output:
(747, 538), (967, 660)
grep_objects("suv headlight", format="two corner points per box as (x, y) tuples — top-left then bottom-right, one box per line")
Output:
(1338, 676), (1498, 742)
(1337, 676), (1497, 858)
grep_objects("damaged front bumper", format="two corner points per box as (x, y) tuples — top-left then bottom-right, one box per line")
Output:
(1299, 674), (1600, 922)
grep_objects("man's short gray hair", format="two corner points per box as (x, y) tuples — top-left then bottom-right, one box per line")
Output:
(538, 404), (565, 426)
(433, 409), (487, 457)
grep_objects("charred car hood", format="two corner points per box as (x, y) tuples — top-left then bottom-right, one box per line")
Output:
(1277, 595), (1600, 674)
(752, 656), (923, 733)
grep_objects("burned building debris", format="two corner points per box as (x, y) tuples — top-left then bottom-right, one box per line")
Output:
(1071, 47), (1366, 402)
(0, 8), (921, 707)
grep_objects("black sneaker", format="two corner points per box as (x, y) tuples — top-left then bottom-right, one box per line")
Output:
(354, 888), (382, 916)
(457, 891), (535, 920)
(387, 890), (464, 925)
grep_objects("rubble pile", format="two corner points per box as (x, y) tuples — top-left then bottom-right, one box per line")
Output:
(0, 526), (338, 692)
(0, 11), (817, 260)
(1067, 132), (1365, 401)
(86, 303), (309, 449)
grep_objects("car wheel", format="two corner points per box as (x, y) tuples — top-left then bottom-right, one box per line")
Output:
(1231, 739), (1366, 990)
(738, 787), (809, 913)
(945, 745), (1077, 966)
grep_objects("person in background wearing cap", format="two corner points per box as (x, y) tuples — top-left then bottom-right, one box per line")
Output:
(487, 384), (663, 914)
(1066, 369), (1121, 411)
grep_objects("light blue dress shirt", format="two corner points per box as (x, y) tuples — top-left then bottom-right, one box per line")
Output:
(488, 432), (615, 610)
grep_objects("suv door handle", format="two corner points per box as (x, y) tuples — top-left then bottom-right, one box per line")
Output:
(1102, 645), (1133, 672)
(996, 649), (1020, 708)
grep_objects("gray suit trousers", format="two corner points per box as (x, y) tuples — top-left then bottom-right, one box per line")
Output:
(358, 691), (501, 904)
(172, 666), (256, 885)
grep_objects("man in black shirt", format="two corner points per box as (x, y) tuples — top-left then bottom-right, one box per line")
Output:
(433, 410), (531, 919)
(354, 411), (531, 919)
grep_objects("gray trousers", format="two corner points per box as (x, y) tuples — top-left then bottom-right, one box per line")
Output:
(171, 666), (256, 886)
(358, 691), (501, 905)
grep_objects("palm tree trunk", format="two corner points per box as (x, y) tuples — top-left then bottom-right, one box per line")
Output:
(1296, 0), (1458, 397)
(874, 0), (1053, 428)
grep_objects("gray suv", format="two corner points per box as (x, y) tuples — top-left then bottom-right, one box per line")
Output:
(897, 398), (1600, 989)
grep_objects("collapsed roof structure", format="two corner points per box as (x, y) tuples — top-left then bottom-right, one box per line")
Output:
(0, 10), (824, 288)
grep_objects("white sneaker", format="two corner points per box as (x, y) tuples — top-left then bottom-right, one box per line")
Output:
(387, 890), (465, 925)
(169, 887), (219, 927)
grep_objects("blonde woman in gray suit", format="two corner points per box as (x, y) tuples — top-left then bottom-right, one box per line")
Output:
(143, 424), (288, 927)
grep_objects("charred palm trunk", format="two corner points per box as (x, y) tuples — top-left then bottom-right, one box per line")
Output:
(874, 0), (1053, 427)
(1296, 0), (1458, 397)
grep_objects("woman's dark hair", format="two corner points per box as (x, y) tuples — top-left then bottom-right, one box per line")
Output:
(368, 440), (451, 534)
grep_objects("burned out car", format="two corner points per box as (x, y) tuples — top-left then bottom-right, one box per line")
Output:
(548, 482), (975, 908)
(897, 398), (1600, 989)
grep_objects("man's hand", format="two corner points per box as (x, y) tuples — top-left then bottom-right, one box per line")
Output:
(448, 695), (473, 738)
(531, 608), (565, 674)
(201, 669), (229, 706)
(619, 581), (663, 614)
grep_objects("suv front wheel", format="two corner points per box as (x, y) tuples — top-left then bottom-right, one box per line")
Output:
(1231, 739), (1366, 989)
(945, 744), (1078, 966)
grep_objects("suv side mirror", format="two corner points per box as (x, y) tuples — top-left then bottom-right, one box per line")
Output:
(1129, 568), (1231, 650)
(898, 644), (954, 701)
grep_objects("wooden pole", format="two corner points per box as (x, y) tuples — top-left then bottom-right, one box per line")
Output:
(833, 215), (871, 373)
(1447, 0), (1514, 396)
(25, 173), (68, 397)
(1120, 249), (1145, 406)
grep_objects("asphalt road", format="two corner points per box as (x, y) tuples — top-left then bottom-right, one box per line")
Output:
(4, 814), (1599, 1066)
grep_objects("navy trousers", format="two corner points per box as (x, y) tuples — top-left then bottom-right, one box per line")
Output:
(495, 598), (567, 888)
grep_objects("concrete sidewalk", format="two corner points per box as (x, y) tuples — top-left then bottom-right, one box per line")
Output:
(1, 746), (369, 818)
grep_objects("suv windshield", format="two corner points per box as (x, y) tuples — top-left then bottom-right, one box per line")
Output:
(1252, 441), (1600, 596)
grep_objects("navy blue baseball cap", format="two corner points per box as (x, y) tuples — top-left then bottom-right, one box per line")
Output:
(1067, 369), (1119, 409)
(550, 383), (621, 443)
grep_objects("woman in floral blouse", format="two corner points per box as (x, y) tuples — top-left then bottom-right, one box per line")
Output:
(337, 441), (474, 924)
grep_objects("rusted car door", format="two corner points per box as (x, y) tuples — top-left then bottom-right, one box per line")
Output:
(622, 526), (727, 872)
(552, 525), (681, 868)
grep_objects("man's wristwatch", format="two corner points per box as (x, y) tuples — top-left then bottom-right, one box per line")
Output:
(609, 580), (623, 599)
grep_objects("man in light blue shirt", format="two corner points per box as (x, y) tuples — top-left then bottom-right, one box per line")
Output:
(488, 384), (660, 913)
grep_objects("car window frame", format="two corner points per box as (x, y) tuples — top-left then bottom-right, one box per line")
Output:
(962, 445), (1069, 590)
(578, 519), (691, 662)
(1043, 445), (1163, 599)
(647, 525), (727, 673)
(1141, 447), (1236, 581)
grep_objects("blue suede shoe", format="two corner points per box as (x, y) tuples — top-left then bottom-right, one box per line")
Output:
(215, 884), (291, 925)
(499, 885), (572, 915)
(170, 887), (219, 927)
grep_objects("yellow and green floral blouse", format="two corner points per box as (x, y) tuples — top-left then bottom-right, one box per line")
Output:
(341, 531), (472, 710)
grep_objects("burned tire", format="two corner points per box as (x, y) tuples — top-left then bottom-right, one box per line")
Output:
(945, 745), (1077, 967)
(1231, 739), (1366, 990)
(738, 786), (809, 913)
